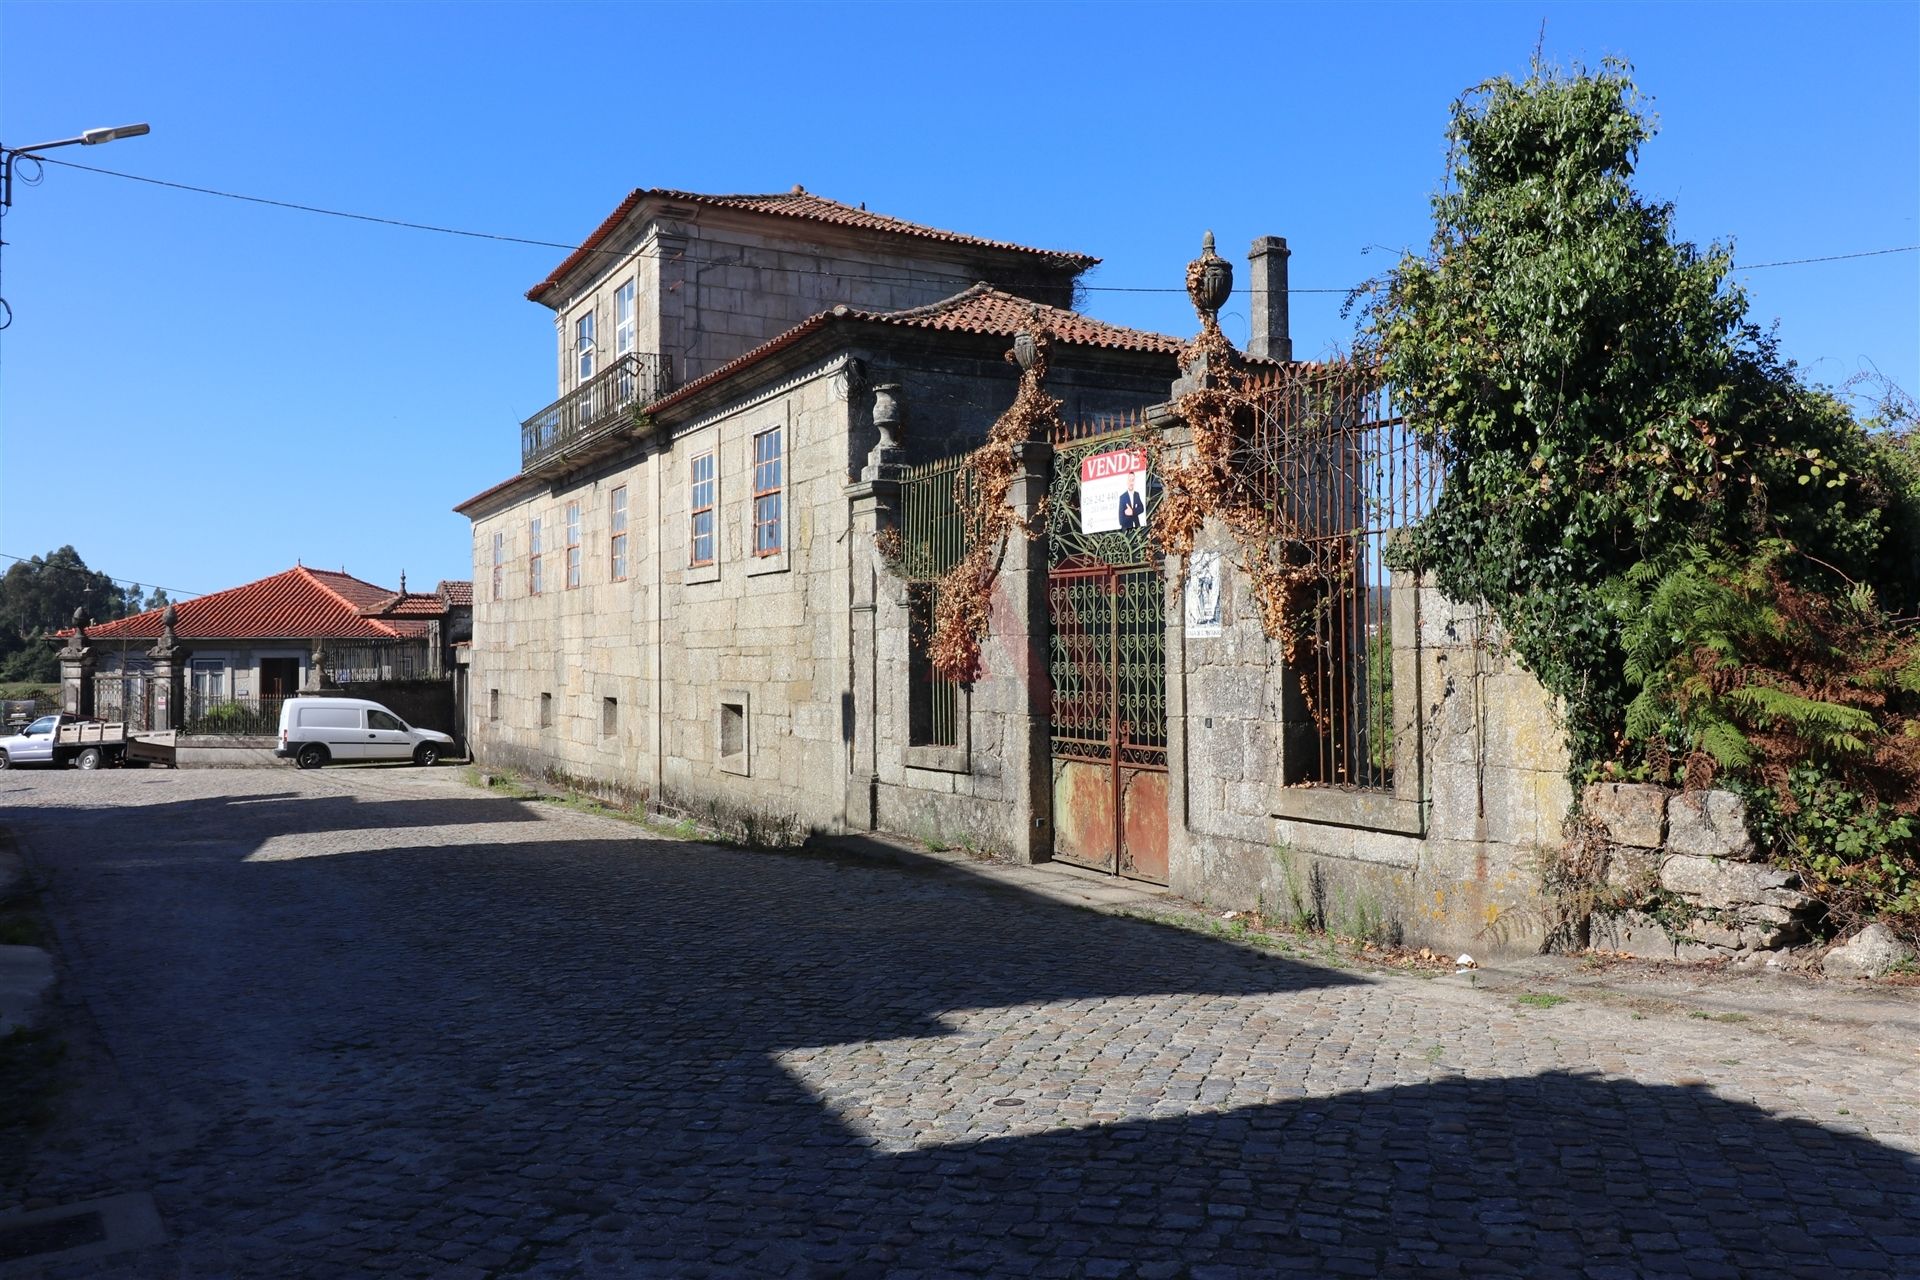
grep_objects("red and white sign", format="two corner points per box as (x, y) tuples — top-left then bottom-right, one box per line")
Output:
(1079, 448), (1149, 534)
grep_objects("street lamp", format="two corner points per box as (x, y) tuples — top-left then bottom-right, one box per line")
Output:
(1, 122), (150, 207)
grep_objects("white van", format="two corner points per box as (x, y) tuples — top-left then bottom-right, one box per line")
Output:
(275, 697), (455, 770)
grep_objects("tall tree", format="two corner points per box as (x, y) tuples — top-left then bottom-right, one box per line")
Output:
(1369, 60), (1902, 767)
(0, 548), (131, 683)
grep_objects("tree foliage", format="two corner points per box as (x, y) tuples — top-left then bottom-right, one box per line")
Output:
(0, 547), (132, 682)
(1370, 61), (1920, 937)
(1370, 59), (1910, 766)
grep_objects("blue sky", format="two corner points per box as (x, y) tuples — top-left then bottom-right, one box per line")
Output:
(2, 0), (1914, 601)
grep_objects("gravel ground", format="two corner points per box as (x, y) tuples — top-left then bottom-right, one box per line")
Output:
(1, 765), (1917, 1279)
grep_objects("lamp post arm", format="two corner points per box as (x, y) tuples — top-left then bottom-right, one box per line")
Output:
(2, 124), (151, 208)
(2, 137), (88, 209)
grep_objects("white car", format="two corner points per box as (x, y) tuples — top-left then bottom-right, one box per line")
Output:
(275, 697), (454, 770)
(0, 714), (65, 769)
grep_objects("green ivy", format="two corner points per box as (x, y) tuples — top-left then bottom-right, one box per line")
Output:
(1369, 59), (1905, 771)
(1368, 60), (1920, 941)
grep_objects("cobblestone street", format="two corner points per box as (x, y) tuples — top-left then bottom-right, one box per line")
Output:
(2, 768), (1917, 1279)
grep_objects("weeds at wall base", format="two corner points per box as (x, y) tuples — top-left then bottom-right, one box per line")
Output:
(462, 766), (804, 851)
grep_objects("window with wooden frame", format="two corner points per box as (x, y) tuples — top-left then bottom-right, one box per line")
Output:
(614, 280), (635, 356)
(610, 486), (629, 581)
(490, 531), (505, 601)
(565, 501), (582, 589)
(574, 311), (595, 384)
(529, 516), (544, 596)
(689, 452), (716, 567)
(751, 426), (783, 557)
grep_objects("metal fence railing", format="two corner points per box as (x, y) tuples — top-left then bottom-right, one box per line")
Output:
(185, 694), (290, 737)
(521, 352), (673, 473)
(1238, 361), (1437, 792)
(898, 452), (974, 748)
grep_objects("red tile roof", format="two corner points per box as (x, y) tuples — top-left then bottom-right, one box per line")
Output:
(458, 288), (1178, 516)
(360, 593), (449, 618)
(72, 567), (429, 642)
(861, 284), (1183, 354)
(527, 187), (1097, 302)
(648, 285), (1180, 414)
(437, 580), (473, 607)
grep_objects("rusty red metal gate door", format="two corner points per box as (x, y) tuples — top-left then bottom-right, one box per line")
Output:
(1047, 416), (1169, 882)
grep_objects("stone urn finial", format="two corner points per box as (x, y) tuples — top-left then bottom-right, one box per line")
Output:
(149, 603), (186, 664)
(1011, 318), (1053, 380)
(871, 382), (906, 454)
(1186, 230), (1233, 328)
(64, 607), (90, 654)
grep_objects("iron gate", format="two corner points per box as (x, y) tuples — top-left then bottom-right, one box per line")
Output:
(91, 672), (154, 732)
(1047, 413), (1168, 882)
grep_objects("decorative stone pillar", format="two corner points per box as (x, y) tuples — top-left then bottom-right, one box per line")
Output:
(58, 608), (94, 718)
(145, 604), (190, 732)
(844, 374), (910, 829)
(1002, 434), (1055, 865)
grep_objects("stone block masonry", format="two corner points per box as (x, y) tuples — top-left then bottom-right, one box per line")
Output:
(1585, 785), (1820, 957)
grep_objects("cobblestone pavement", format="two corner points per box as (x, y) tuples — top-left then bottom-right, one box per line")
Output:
(2, 767), (1917, 1279)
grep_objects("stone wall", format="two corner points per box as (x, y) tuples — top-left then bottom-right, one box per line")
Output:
(467, 356), (859, 831)
(1585, 785), (1819, 957)
(1166, 517), (1571, 958)
(540, 210), (1079, 397)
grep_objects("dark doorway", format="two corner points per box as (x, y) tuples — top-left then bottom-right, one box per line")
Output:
(260, 658), (301, 698)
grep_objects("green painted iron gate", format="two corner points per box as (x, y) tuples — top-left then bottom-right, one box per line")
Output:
(1046, 416), (1169, 882)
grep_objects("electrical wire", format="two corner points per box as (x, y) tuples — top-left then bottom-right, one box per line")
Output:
(0, 551), (203, 600)
(34, 154), (1915, 295)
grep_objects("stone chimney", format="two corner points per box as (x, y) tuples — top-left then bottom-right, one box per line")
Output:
(1247, 236), (1292, 362)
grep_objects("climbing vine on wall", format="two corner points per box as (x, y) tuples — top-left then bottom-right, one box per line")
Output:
(1149, 333), (1382, 731)
(925, 330), (1066, 682)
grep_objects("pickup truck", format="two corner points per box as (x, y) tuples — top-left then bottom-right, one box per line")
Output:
(0, 713), (177, 770)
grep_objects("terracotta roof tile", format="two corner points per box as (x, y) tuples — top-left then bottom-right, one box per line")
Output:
(437, 580), (474, 607)
(528, 187), (1095, 302)
(859, 284), (1182, 355)
(359, 593), (449, 618)
(74, 566), (422, 643)
(649, 285), (1179, 414)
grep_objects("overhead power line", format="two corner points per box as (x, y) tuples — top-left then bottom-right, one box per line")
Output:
(0, 551), (203, 600)
(32, 154), (1917, 296)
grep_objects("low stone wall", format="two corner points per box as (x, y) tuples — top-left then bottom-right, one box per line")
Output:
(175, 736), (281, 769)
(1585, 784), (1819, 958)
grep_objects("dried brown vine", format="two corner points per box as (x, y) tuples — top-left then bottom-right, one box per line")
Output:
(927, 329), (1065, 681)
(1150, 338), (1377, 729)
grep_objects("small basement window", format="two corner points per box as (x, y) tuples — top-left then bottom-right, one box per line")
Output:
(489, 689), (500, 721)
(539, 692), (553, 728)
(717, 693), (749, 775)
(602, 696), (618, 737)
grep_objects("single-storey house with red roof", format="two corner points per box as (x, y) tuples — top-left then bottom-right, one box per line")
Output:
(70, 566), (470, 719)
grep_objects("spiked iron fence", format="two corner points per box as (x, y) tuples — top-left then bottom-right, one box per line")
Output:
(1236, 361), (1436, 791)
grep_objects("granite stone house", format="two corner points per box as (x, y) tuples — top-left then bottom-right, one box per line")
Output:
(461, 193), (1685, 959)
(456, 188), (1180, 819)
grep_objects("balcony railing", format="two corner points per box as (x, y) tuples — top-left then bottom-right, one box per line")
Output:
(521, 352), (673, 474)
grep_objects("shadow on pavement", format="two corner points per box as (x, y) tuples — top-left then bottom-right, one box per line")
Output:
(7, 782), (1918, 1278)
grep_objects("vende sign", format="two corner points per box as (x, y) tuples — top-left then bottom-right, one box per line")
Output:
(1080, 448), (1146, 483)
(1079, 448), (1149, 534)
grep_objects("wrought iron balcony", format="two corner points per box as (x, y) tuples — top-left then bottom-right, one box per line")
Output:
(521, 352), (673, 475)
